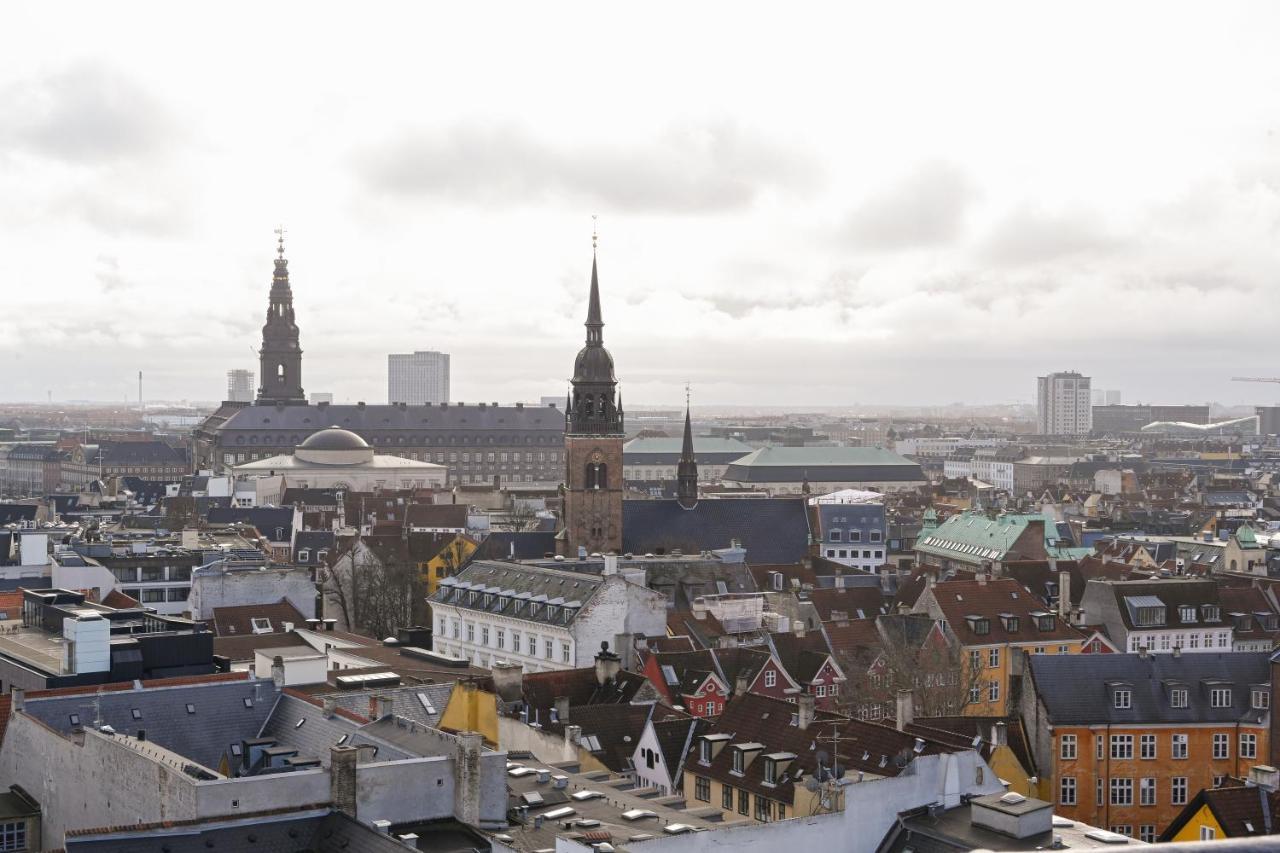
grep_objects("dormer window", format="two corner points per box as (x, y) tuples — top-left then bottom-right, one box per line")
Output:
(1211, 687), (1233, 708)
(830, 530), (842, 542)
(764, 758), (777, 784)
(1253, 689), (1270, 710)
(1261, 614), (1279, 631)
(1170, 688), (1188, 708)
(966, 616), (990, 636)
(1202, 605), (1220, 623)
(1234, 613), (1252, 631)
(1179, 605), (1197, 624)
(700, 740), (711, 764)
(1036, 614), (1056, 632)
(1000, 614), (1020, 633)
(732, 749), (744, 774)
(1113, 688), (1132, 709)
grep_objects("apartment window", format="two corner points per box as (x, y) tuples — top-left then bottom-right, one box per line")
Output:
(988, 648), (1000, 668)
(737, 787), (749, 816)
(1139, 826), (1156, 843)
(969, 650), (982, 671)
(988, 681), (1000, 702)
(722, 785), (733, 810)
(1060, 776), (1077, 805)
(968, 685), (981, 704)
(1200, 827), (1217, 840)
(544, 639), (554, 659)
(512, 630), (520, 652)
(439, 617), (447, 635)
(1113, 689), (1131, 709)
(1110, 778), (1133, 806)
(1170, 688), (1188, 708)
(764, 670), (776, 688)
(1111, 735), (1133, 760)
(695, 776), (710, 802)
(1213, 733), (1229, 760)
(528, 635), (536, 655)
(754, 794), (772, 822)
(830, 530), (842, 542)
(1172, 734), (1188, 760)
(0, 822), (26, 851)
(1253, 689), (1269, 709)
(1060, 734), (1077, 760)
(1214, 775), (1225, 788)
(1241, 733), (1258, 759)
(1172, 777), (1188, 805)
(1096, 735), (1105, 761)
(1140, 734), (1156, 759)
(1057, 644), (1069, 654)
(496, 629), (505, 650)
(1096, 779), (1104, 806)
(1210, 687), (1232, 708)
(562, 643), (571, 664)
(1110, 826), (1133, 838)
(465, 623), (474, 642)
(850, 530), (861, 542)
(452, 620), (460, 639)
(480, 626), (490, 646)
(870, 530), (882, 542)
(1140, 777), (1156, 806)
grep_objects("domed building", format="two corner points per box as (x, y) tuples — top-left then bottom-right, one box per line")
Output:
(232, 426), (446, 503)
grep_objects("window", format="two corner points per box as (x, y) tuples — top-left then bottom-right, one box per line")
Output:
(969, 650), (982, 671)
(1172, 777), (1188, 805)
(528, 635), (536, 655)
(1140, 734), (1156, 759)
(1060, 734), (1077, 760)
(738, 787), (749, 815)
(465, 623), (474, 642)
(185, 703), (196, 715)
(1213, 733), (1229, 760)
(988, 681), (1000, 702)
(754, 794), (772, 822)
(512, 631), (520, 652)
(562, 643), (571, 664)
(1060, 776), (1077, 805)
(695, 776), (710, 802)
(1211, 687), (1232, 708)
(1140, 826), (1156, 843)
(870, 530), (882, 542)
(1253, 689), (1269, 710)
(830, 530), (842, 542)
(131, 708), (142, 720)
(1140, 777), (1156, 806)
(1241, 733), (1257, 759)
(1172, 734), (1188, 759)
(1110, 778), (1133, 806)
(0, 821), (27, 851)
(1113, 689), (1131, 709)
(700, 740), (712, 764)
(1179, 605), (1197, 623)
(764, 758), (778, 784)
(1200, 827), (1217, 840)
(968, 685), (981, 704)
(764, 670), (776, 688)
(988, 648), (1000, 668)
(732, 749), (745, 774)
(1096, 778), (1105, 806)
(1110, 826), (1132, 838)
(722, 785), (733, 810)
(481, 626), (489, 646)
(1096, 735), (1105, 760)
(544, 639), (553, 659)
(1170, 688), (1188, 708)
(1111, 735), (1133, 760)
(850, 530), (861, 542)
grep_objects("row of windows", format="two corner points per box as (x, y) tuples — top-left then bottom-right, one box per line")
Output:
(690, 778), (787, 822)
(442, 617), (571, 663)
(1061, 775), (1191, 807)
(825, 549), (884, 560)
(120, 586), (189, 603)
(1061, 731), (1258, 761)
(1128, 632), (1230, 652)
(827, 529), (883, 543)
(234, 432), (561, 447)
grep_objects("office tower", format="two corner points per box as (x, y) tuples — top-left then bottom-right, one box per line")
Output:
(1036, 372), (1092, 435)
(226, 369), (254, 403)
(388, 351), (450, 405)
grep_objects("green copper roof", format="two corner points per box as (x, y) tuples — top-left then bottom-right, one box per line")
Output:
(915, 511), (1081, 562)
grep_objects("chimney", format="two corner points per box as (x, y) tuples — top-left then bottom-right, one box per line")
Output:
(453, 731), (483, 827)
(1172, 645), (1182, 659)
(1248, 765), (1280, 792)
(895, 690), (914, 732)
(602, 554), (619, 576)
(594, 641), (621, 686)
(271, 655), (285, 688)
(10, 688), (23, 715)
(554, 696), (570, 723)
(370, 695), (393, 720)
(1057, 570), (1071, 619)
(927, 573), (936, 589)
(490, 661), (524, 704)
(793, 620), (806, 638)
(613, 633), (635, 671)
(330, 745), (359, 817)
(565, 724), (582, 745)
(323, 697), (337, 718)
(735, 673), (751, 697)
(992, 720), (1008, 747)
(797, 694), (816, 730)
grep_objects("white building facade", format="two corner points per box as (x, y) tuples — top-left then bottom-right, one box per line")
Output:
(1036, 371), (1092, 435)
(388, 350), (451, 405)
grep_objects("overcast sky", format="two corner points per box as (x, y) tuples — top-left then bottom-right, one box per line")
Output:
(4, 2), (1280, 408)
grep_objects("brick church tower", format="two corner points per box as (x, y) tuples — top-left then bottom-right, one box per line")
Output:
(560, 234), (624, 556)
(257, 228), (306, 404)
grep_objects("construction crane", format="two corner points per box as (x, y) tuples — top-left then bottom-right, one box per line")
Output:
(1231, 377), (1280, 384)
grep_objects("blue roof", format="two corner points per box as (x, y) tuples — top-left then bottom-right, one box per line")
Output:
(621, 498), (810, 564)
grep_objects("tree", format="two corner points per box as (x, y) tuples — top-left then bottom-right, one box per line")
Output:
(320, 538), (428, 639)
(499, 501), (538, 533)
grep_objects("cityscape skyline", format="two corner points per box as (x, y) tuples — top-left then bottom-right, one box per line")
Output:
(4, 4), (1280, 406)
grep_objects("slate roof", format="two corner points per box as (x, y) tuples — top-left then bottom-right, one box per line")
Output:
(622, 436), (753, 465)
(95, 440), (188, 465)
(1096, 578), (1225, 631)
(545, 702), (655, 772)
(404, 503), (469, 529)
(652, 715), (707, 782)
(260, 692), (412, 764)
(217, 402), (565, 439)
(280, 487), (341, 507)
(519, 667), (648, 723)
(723, 446), (925, 483)
(759, 631), (837, 684)
(907, 715), (1038, 779)
(435, 560), (602, 628)
(926, 578), (1082, 646)
(22, 677), (280, 770)
(206, 506), (295, 541)
(1218, 586), (1280, 640)
(298, 682), (455, 729)
(0, 504), (37, 525)
(293, 530), (335, 565)
(806, 586), (886, 621)
(621, 497), (810, 564)
(1027, 651), (1271, 725)
(471, 531), (558, 562)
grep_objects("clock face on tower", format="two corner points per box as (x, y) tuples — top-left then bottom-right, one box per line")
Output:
(590, 449), (604, 463)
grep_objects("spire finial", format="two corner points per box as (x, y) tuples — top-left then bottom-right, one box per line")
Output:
(685, 382), (691, 410)
(591, 214), (598, 252)
(275, 224), (286, 259)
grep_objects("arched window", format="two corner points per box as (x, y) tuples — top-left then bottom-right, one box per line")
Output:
(277, 363), (285, 380)
(586, 462), (608, 490)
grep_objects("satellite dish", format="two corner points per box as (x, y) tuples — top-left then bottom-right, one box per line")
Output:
(804, 777), (819, 792)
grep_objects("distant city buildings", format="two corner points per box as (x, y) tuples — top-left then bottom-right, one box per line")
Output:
(1036, 371), (1092, 435)
(308, 391), (333, 404)
(225, 369), (254, 402)
(1091, 388), (1122, 405)
(388, 350), (450, 405)
(1092, 403), (1211, 435)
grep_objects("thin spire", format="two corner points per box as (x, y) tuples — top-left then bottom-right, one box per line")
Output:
(275, 224), (286, 259)
(586, 217), (603, 336)
(676, 384), (698, 509)
(680, 385), (694, 461)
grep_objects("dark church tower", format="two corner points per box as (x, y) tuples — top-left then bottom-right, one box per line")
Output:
(257, 229), (306, 404)
(561, 235), (624, 556)
(676, 401), (699, 509)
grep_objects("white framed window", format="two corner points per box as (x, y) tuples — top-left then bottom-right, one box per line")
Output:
(1172, 733), (1188, 759)
(496, 629), (505, 650)
(544, 639), (553, 659)
(1140, 734), (1156, 759)
(1139, 826), (1156, 843)
(0, 821), (27, 851)
(1060, 734), (1077, 760)
(1200, 827), (1216, 840)
(1113, 689), (1131, 709)
(562, 642), (570, 664)
(1110, 778), (1133, 806)
(1111, 735), (1133, 760)
(1210, 687), (1232, 708)
(1170, 687), (1188, 708)
(1172, 776), (1188, 804)
(1060, 776), (1077, 805)
(1253, 689), (1269, 709)
(1241, 733), (1257, 759)
(1140, 777), (1156, 806)
(1213, 733), (1229, 760)
(988, 681), (1000, 702)
(764, 670), (777, 688)
(988, 648), (1000, 668)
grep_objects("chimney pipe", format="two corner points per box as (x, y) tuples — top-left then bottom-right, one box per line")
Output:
(797, 694), (816, 730)
(1058, 570), (1071, 619)
(554, 696), (570, 723)
(10, 688), (23, 714)
(896, 690), (914, 732)
(271, 655), (285, 688)
(330, 745), (359, 817)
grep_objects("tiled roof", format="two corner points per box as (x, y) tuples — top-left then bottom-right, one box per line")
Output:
(519, 667), (648, 723)
(926, 578), (1083, 646)
(471, 531), (558, 561)
(759, 631), (836, 684)
(806, 586), (886, 621)
(1093, 578), (1225, 631)
(261, 693), (412, 765)
(212, 601), (308, 637)
(1198, 785), (1277, 837)
(652, 715), (707, 781)
(548, 703), (655, 772)
(621, 498), (811, 564)
(1218, 587), (1280, 639)
(747, 562), (819, 591)
(206, 506), (294, 541)
(823, 618), (885, 665)
(908, 715), (1037, 779)
(404, 503), (469, 528)
(1028, 652), (1271, 725)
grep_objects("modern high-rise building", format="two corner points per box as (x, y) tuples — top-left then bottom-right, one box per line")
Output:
(309, 392), (333, 404)
(1036, 371), (1092, 435)
(226, 369), (254, 402)
(388, 351), (450, 405)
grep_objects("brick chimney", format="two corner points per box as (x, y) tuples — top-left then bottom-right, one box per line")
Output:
(329, 745), (359, 817)
(797, 694), (816, 730)
(594, 641), (621, 686)
(490, 661), (524, 704)
(896, 689), (914, 732)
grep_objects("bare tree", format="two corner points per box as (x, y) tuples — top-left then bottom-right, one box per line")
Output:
(499, 501), (538, 533)
(320, 540), (427, 639)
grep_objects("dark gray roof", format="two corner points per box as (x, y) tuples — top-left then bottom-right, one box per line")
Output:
(1028, 652), (1271, 725)
(293, 531), (335, 564)
(0, 504), (37, 525)
(621, 498), (811, 564)
(23, 678), (280, 769)
(472, 531), (558, 561)
(723, 446), (926, 483)
(259, 693), (413, 764)
(319, 682), (454, 728)
(206, 506), (294, 541)
(96, 440), (187, 465)
(434, 561), (603, 626)
(217, 402), (564, 436)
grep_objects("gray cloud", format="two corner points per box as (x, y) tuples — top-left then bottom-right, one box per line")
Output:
(976, 203), (1119, 266)
(350, 120), (817, 212)
(0, 63), (177, 166)
(840, 161), (975, 249)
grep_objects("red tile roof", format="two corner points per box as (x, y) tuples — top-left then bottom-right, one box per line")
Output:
(925, 578), (1083, 646)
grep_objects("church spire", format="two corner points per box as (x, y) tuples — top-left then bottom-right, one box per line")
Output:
(676, 386), (698, 510)
(257, 227), (305, 404)
(585, 222), (603, 343)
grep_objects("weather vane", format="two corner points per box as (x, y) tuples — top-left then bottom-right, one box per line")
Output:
(591, 215), (598, 251)
(685, 381), (691, 408)
(275, 224), (286, 258)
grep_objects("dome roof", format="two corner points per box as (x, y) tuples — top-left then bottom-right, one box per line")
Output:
(573, 345), (616, 383)
(299, 427), (369, 451)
